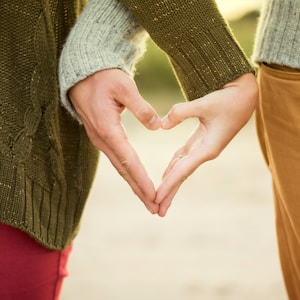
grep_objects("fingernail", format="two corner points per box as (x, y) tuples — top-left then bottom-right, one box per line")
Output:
(161, 116), (170, 129)
(150, 205), (159, 214)
(148, 115), (161, 130)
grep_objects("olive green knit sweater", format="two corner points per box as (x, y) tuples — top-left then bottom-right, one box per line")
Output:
(60, 0), (254, 120)
(119, 0), (254, 101)
(1, 0), (254, 250)
(0, 0), (98, 250)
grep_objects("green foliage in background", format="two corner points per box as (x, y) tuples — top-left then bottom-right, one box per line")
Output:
(134, 10), (260, 114)
(229, 10), (259, 58)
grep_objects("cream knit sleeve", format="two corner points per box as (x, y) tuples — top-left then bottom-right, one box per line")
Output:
(59, 0), (148, 120)
(252, 0), (300, 68)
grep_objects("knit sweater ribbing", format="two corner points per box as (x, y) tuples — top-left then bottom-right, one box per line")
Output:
(253, 0), (300, 68)
(59, 0), (148, 121)
(0, 0), (98, 250)
(119, 0), (254, 101)
(60, 0), (254, 120)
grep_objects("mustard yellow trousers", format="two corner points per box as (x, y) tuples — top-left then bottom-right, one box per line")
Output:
(256, 63), (300, 300)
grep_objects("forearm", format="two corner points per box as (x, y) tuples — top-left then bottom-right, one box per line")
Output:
(59, 0), (148, 120)
(119, 0), (255, 100)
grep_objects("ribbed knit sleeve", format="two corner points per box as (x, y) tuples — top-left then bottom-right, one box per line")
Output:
(59, 0), (148, 121)
(119, 0), (254, 101)
(252, 0), (300, 68)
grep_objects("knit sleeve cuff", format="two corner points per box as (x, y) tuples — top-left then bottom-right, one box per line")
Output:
(119, 0), (254, 101)
(58, 0), (148, 121)
(168, 24), (254, 101)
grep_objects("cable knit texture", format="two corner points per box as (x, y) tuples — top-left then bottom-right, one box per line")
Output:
(1, 0), (254, 250)
(253, 0), (300, 68)
(59, 0), (148, 121)
(0, 0), (99, 250)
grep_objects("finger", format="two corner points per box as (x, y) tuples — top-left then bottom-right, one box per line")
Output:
(96, 127), (159, 214)
(161, 100), (203, 130)
(118, 80), (161, 130)
(79, 107), (159, 213)
(156, 153), (199, 217)
(155, 126), (207, 207)
(68, 69), (160, 213)
(161, 147), (187, 180)
(161, 125), (204, 179)
(103, 144), (159, 214)
(157, 183), (181, 217)
(106, 145), (159, 212)
(156, 161), (191, 217)
(157, 153), (195, 201)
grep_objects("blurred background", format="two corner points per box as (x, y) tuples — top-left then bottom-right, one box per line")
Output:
(62, 1), (288, 299)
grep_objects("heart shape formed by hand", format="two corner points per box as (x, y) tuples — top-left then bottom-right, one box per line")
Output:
(122, 109), (199, 217)
(69, 69), (257, 218)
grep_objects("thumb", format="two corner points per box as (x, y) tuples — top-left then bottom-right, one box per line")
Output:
(122, 81), (161, 130)
(161, 100), (205, 130)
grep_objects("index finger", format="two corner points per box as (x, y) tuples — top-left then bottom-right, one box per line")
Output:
(98, 127), (159, 213)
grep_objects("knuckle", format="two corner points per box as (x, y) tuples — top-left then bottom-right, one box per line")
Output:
(86, 123), (114, 149)
(117, 168), (129, 178)
(117, 158), (132, 177)
(169, 104), (183, 121)
(116, 77), (135, 99)
(117, 160), (131, 179)
(207, 147), (222, 160)
(136, 105), (153, 123)
(181, 175), (189, 183)
(120, 158), (130, 170)
(93, 122), (112, 141)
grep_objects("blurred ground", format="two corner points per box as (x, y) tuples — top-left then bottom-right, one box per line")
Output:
(62, 112), (287, 300)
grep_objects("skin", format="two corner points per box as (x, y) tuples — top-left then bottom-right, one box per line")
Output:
(69, 69), (161, 214)
(69, 69), (258, 217)
(157, 72), (258, 216)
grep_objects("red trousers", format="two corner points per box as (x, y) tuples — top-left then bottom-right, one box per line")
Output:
(0, 223), (72, 300)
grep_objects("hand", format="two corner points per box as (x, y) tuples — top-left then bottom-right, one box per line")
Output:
(156, 73), (258, 217)
(68, 69), (161, 214)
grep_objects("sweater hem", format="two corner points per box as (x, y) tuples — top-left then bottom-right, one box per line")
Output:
(0, 218), (76, 250)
